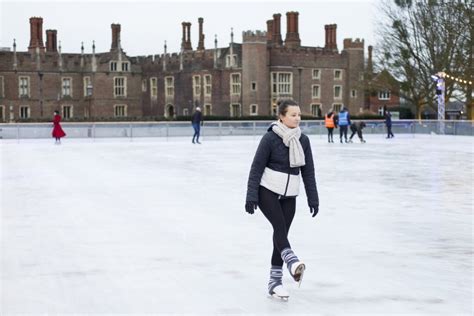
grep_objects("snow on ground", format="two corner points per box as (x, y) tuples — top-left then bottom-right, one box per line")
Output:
(1, 134), (472, 315)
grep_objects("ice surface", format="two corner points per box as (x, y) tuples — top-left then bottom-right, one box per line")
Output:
(1, 134), (472, 315)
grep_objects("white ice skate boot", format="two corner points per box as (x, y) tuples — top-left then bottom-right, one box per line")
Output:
(290, 261), (306, 287)
(269, 285), (290, 300)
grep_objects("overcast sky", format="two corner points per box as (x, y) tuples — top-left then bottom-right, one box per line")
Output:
(1, 0), (379, 56)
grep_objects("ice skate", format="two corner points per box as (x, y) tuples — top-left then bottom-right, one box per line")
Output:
(269, 285), (289, 300)
(289, 261), (306, 287)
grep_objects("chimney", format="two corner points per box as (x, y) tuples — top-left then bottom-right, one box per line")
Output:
(197, 18), (205, 50)
(46, 29), (57, 52)
(28, 17), (45, 53)
(284, 11), (301, 48)
(182, 22), (192, 50)
(272, 14), (283, 46)
(266, 20), (273, 44)
(367, 45), (373, 74)
(111, 23), (121, 50)
(324, 24), (337, 51)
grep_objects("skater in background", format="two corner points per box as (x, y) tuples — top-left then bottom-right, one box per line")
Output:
(245, 99), (319, 300)
(325, 109), (336, 143)
(52, 110), (66, 144)
(337, 106), (350, 143)
(191, 107), (203, 144)
(385, 110), (394, 138)
(349, 121), (367, 143)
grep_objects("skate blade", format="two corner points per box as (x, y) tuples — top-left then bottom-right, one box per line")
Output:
(294, 263), (306, 287)
(270, 293), (289, 301)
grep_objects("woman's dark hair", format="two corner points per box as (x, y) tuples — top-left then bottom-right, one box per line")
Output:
(277, 99), (299, 117)
(54, 110), (59, 115)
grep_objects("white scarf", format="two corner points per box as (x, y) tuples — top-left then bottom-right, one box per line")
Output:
(272, 121), (306, 167)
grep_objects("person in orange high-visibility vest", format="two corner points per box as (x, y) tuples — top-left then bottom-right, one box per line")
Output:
(325, 110), (336, 143)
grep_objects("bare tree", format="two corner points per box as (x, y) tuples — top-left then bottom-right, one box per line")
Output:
(375, 0), (472, 119)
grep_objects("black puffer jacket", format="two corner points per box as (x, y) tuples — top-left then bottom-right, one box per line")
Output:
(246, 127), (319, 207)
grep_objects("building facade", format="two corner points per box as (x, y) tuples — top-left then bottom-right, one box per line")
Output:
(0, 13), (373, 122)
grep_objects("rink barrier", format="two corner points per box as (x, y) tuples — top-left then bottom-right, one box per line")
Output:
(0, 120), (472, 140)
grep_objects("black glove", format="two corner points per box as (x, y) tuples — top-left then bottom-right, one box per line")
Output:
(245, 201), (258, 214)
(309, 203), (319, 218)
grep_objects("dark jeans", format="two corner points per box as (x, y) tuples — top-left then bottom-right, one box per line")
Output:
(327, 127), (334, 141)
(350, 127), (363, 140)
(258, 186), (296, 267)
(387, 125), (394, 138)
(192, 123), (201, 142)
(339, 125), (348, 141)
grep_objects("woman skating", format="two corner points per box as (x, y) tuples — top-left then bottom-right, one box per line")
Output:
(52, 110), (66, 144)
(245, 99), (319, 299)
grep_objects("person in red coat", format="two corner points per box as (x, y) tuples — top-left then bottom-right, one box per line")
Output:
(52, 110), (66, 144)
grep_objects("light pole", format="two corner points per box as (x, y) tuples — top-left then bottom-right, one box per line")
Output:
(431, 72), (445, 134)
(86, 83), (93, 119)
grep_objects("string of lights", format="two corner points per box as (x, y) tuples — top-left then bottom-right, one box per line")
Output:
(442, 73), (472, 86)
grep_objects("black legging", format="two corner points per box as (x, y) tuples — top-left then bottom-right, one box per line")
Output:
(258, 186), (296, 267)
(327, 127), (334, 141)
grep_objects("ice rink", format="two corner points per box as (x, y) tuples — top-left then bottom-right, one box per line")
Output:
(1, 134), (473, 315)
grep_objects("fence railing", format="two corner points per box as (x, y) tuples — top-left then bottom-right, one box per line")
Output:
(0, 120), (472, 140)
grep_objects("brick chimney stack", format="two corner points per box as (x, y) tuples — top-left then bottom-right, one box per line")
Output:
(197, 18), (205, 50)
(266, 20), (273, 44)
(367, 45), (373, 74)
(46, 29), (57, 52)
(272, 14), (283, 47)
(284, 11), (301, 48)
(324, 24), (338, 51)
(111, 24), (121, 50)
(28, 17), (45, 53)
(182, 22), (192, 50)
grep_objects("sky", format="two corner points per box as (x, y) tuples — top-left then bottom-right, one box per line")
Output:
(1, 0), (378, 56)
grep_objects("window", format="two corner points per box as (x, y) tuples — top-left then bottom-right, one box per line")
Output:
(250, 104), (258, 116)
(19, 76), (30, 97)
(114, 77), (127, 97)
(378, 90), (391, 100)
(333, 103), (342, 112)
(311, 104), (322, 117)
(271, 72), (292, 96)
(0, 105), (5, 120)
(230, 103), (241, 117)
(183, 108), (189, 115)
(351, 89), (357, 98)
(114, 104), (127, 117)
(312, 85), (320, 98)
(83, 77), (91, 97)
(204, 75), (212, 96)
(110, 62), (117, 72)
(150, 77), (157, 98)
(378, 106), (385, 116)
(165, 76), (174, 97)
(230, 73), (241, 95)
(20, 106), (29, 119)
(142, 79), (147, 92)
(312, 69), (321, 80)
(62, 105), (73, 119)
(334, 69), (342, 80)
(334, 85), (342, 99)
(204, 104), (212, 115)
(193, 75), (201, 96)
(226, 54), (238, 68)
(61, 78), (72, 97)
(0, 76), (4, 97)
(121, 62), (129, 72)
(251, 82), (257, 91)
